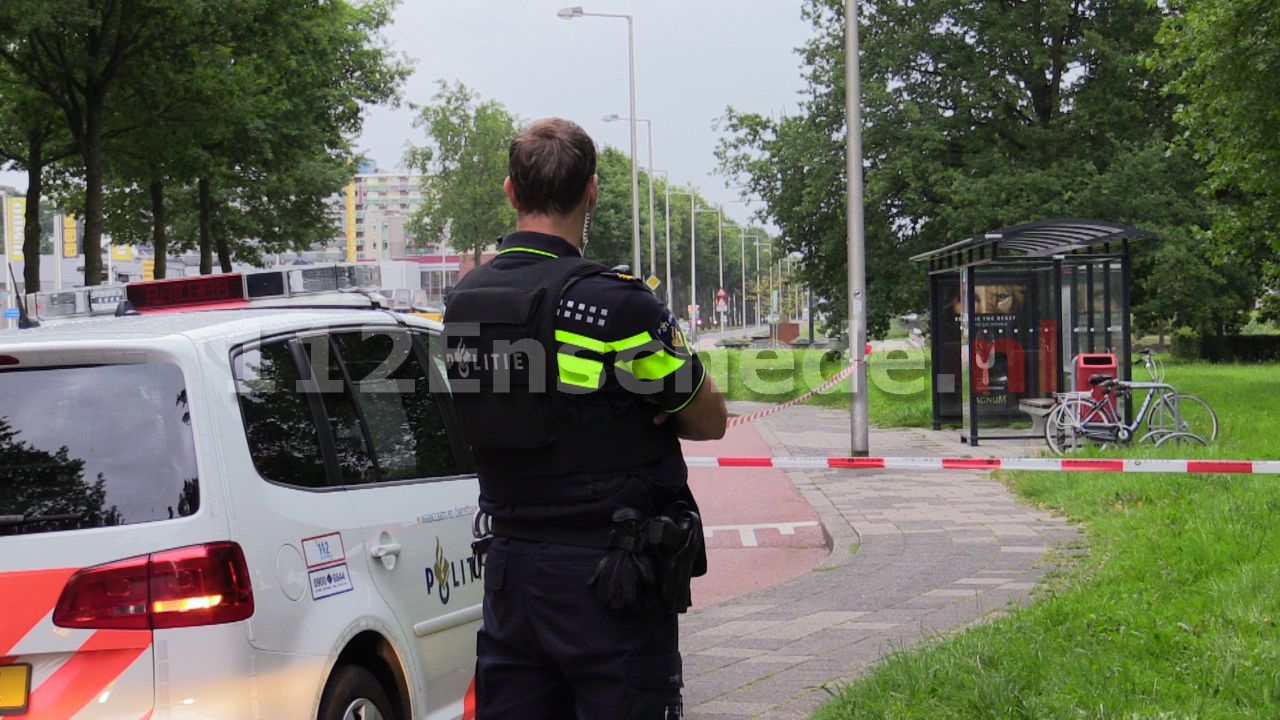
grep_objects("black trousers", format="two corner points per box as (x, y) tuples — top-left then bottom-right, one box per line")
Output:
(475, 537), (683, 720)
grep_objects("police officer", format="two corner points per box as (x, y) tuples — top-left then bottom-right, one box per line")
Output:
(443, 117), (727, 719)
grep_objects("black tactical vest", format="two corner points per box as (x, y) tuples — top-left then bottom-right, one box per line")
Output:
(443, 254), (679, 484)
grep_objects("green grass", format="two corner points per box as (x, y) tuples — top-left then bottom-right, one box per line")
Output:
(700, 346), (934, 427)
(813, 362), (1280, 719)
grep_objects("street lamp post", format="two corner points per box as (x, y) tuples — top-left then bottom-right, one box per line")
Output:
(694, 204), (722, 341)
(603, 114), (656, 280)
(675, 188), (698, 344)
(754, 238), (772, 334)
(651, 169), (672, 307)
(559, 6), (641, 273)
(742, 231), (760, 325)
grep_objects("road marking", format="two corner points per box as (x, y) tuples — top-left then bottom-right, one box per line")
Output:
(704, 521), (820, 548)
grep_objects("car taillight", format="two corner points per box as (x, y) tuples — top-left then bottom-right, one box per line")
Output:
(53, 542), (254, 630)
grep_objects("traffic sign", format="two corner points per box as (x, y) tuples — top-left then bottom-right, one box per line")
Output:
(644, 275), (661, 291)
(3, 308), (19, 319)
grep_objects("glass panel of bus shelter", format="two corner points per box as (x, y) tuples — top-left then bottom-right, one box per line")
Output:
(1105, 259), (1125, 359)
(930, 272), (964, 426)
(969, 265), (1055, 425)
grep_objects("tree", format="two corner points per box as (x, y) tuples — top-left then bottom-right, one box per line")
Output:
(405, 82), (517, 266)
(1154, 0), (1280, 324)
(718, 0), (1224, 338)
(0, 0), (176, 285)
(0, 39), (79, 291)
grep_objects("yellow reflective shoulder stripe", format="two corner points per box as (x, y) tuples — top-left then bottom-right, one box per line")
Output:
(555, 329), (654, 355)
(556, 330), (684, 381)
(616, 349), (686, 381)
(555, 329), (610, 354)
(611, 331), (652, 353)
(557, 353), (604, 389)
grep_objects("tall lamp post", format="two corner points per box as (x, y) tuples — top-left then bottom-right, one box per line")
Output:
(559, 6), (641, 273)
(754, 239), (774, 345)
(845, 0), (869, 455)
(694, 204), (722, 341)
(603, 114), (656, 281)
(722, 219), (741, 327)
(742, 231), (760, 325)
(652, 169), (673, 307)
(674, 188), (699, 345)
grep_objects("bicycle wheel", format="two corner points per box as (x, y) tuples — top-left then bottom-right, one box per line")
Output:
(1147, 392), (1219, 442)
(1045, 397), (1097, 455)
(1154, 431), (1207, 449)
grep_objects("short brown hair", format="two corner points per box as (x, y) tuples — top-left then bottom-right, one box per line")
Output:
(508, 118), (597, 216)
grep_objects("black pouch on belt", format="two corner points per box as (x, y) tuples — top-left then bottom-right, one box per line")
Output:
(644, 501), (705, 614)
(589, 508), (656, 612)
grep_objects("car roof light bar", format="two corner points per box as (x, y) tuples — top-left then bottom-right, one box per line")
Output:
(23, 262), (385, 321)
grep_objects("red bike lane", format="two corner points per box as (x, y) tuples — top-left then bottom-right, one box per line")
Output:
(683, 419), (829, 608)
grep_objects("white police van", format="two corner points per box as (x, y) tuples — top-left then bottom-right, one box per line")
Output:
(0, 265), (480, 719)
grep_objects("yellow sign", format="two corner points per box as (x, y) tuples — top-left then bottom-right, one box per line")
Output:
(345, 181), (357, 262)
(111, 244), (133, 261)
(62, 215), (79, 258)
(0, 662), (31, 714)
(5, 197), (25, 261)
(645, 275), (661, 291)
(143, 259), (155, 281)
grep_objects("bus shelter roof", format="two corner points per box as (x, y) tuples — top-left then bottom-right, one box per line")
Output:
(910, 218), (1154, 272)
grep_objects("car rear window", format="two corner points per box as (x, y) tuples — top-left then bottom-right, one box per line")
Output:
(0, 363), (200, 536)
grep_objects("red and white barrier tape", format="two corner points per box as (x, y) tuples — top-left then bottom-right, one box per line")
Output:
(684, 456), (1280, 475)
(726, 364), (857, 427)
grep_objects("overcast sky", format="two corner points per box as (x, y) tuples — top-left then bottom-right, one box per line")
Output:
(2, 1), (816, 228)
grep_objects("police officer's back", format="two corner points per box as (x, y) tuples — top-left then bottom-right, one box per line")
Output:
(443, 117), (727, 719)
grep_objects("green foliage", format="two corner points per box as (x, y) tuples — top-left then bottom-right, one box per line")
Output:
(717, 0), (1235, 340)
(404, 81), (517, 264)
(584, 146), (640, 269)
(1170, 327), (1201, 360)
(1153, 0), (1280, 330)
(0, 0), (408, 282)
(814, 363), (1280, 719)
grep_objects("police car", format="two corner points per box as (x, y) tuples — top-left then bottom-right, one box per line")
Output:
(0, 265), (480, 719)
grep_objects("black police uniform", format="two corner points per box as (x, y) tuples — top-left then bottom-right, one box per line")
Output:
(444, 231), (706, 720)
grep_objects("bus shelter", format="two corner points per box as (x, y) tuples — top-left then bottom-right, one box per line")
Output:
(910, 219), (1154, 445)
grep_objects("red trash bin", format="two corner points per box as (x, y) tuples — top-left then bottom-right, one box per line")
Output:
(1074, 353), (1118, 410)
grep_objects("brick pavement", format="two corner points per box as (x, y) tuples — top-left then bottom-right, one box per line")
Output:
(680, 404), (1079, 719)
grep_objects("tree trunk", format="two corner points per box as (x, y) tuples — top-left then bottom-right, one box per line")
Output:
(21, 154), (43, 292)
(82, 99), (105, 285)
(198, 178), (213, 275)
(150, 178), (167, 279)
(216, 232), (232, 273)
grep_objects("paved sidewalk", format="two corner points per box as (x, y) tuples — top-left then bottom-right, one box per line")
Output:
(680, 405), (1079, 719)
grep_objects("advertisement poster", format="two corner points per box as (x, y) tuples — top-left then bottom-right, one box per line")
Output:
(969, 275), (1030, 419)
(5, 197), (25, 261)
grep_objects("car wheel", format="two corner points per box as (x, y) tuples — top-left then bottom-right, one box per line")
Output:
(317, 664), (397, 720)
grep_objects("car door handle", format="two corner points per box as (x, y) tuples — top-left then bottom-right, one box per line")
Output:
(371, 543), (402, 559)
